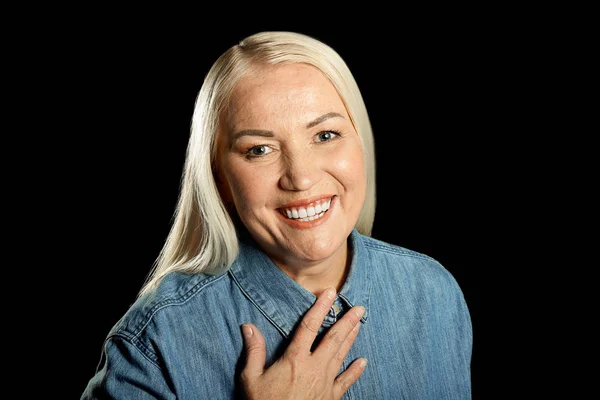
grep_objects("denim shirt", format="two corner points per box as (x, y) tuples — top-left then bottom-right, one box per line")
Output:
(82, 229), (472, 399)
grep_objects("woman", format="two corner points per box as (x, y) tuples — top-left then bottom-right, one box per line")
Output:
(82, 31), (472, 399)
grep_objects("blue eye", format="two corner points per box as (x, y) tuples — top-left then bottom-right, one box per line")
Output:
(315, 130), (340, 143)
(246, 145), (271, 157)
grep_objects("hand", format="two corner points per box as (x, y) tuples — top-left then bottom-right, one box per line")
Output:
(240, 287), (367, 400)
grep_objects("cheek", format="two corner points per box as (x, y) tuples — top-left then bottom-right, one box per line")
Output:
(225, 160), (273, 211)
(331, 143), (366, 188)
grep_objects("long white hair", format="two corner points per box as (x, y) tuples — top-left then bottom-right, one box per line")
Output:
(138, 31), (376, 297)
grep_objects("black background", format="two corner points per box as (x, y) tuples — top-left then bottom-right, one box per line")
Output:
(53, 19), (494, 399)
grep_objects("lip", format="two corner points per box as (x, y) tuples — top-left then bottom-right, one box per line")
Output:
(276, 196), (336, 230)
(278, 194), (335, 210)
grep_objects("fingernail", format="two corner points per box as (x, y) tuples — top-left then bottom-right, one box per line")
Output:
(360, 358), (368, 368)
(242, 324), (253, 338)
(324, 287), (336, 299)
(355, 306), (365, 318)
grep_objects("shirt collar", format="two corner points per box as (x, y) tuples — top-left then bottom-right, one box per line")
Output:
(229, 228), (371, 338)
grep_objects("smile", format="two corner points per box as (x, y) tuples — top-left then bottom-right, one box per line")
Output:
(276, 196), (336, 229)
(279, 197), (332, 221)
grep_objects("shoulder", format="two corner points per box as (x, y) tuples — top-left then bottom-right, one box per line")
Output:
(358, 233), (462, 295)
(361, 234), (440, 264)
(108, 270), (231, 340)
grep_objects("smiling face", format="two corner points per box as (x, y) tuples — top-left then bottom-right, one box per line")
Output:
(216, 63), (366, 269)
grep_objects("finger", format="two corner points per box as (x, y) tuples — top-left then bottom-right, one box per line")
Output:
(286, 287), (337, 358)
(313, 305), (365, 361)
(240, 324), (266, 381)
(329, 319), (361, 377)
(333, 358), (368, 398)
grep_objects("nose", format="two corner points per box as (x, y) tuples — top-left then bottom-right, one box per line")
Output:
(279, 152), (323, 191)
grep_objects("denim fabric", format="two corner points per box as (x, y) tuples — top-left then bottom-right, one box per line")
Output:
(82, 228), (472, 399)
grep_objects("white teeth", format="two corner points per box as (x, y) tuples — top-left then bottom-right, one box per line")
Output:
(281, 197), (334, 221)
(297, 211), (325, 222)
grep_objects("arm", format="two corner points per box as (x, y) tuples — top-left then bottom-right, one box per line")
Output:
(81, 334), (176, 400)
(432, 271), (473, 399)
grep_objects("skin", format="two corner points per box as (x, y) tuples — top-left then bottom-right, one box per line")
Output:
(241, 288), (368, 400)
(215, 62), (369, 399)
(216, 63), (367, 295)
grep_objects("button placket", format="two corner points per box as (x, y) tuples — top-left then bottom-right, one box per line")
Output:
(321, 296), (346, 328)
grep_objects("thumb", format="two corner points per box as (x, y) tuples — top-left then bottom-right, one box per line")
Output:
(241, 324), (266, 379)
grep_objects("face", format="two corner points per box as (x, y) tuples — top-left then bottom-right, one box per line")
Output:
(216, 63), (366, 267)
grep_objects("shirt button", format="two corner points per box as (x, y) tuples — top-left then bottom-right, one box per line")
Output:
(332, 303), (341, 314)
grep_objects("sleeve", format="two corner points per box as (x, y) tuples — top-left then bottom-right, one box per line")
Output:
(437, 271), (474, 400)
(81, 334), (176, 400)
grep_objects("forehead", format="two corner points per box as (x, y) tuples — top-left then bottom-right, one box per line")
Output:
(225, 63), (348, 128)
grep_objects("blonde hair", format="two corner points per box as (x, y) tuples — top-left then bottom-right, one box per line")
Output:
(138, 31), (376, 297)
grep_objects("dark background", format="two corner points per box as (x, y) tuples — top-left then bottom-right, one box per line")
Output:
(55, 20), (493, 399)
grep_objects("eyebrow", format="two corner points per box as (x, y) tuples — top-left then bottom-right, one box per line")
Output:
(230, 112), (345, 142)
(305, 112), (345, 129)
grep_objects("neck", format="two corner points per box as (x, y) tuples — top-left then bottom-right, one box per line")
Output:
(236, 223), (351, 296)
(273, 241), (350, 296)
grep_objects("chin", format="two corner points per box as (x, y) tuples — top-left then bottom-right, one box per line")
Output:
(294, 232), (345, 261)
